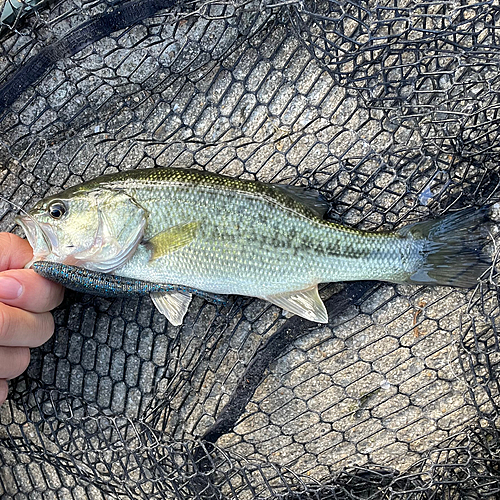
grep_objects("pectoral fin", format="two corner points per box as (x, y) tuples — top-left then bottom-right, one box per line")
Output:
(264, 286), (328, 323)
(147, 222), (199, 261)
(151, 291), (192, 326)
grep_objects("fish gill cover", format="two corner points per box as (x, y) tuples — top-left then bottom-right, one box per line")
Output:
(0, 0), (500, 498)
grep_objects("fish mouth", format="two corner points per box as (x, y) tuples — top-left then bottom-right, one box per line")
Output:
(15, 215), (58, 266)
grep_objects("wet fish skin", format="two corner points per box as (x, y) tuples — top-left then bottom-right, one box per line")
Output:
(17, 167), (490, 324)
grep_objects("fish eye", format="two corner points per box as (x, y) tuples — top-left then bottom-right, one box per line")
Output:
(48, 201), (67, 220)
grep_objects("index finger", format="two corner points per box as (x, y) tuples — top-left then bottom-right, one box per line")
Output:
(0, 268), (64, 313)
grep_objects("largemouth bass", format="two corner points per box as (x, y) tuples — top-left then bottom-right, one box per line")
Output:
(16, 167), (490, 325)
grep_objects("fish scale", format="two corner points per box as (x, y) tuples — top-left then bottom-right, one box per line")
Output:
(116, 184), (408, 295)
(17, 167), (490, 324)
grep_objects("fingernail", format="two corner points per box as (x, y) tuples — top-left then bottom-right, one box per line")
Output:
(0, 277), (23, 300)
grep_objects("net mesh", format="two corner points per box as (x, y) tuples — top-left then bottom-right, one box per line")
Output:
(1, 0), (500, 498)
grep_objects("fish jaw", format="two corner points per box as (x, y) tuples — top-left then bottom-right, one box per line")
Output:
(15, 187), (148, 272)
(15, 215), (56, 268)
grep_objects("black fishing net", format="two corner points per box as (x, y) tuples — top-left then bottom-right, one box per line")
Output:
(1, 0), (500, 498)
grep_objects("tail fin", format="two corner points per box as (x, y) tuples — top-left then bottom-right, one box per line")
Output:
(399, 207), (491, 288)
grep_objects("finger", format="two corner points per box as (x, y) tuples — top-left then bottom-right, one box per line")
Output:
(0, 379), (7, 405)
(0, 269), (64, 313)
(0, 304), (54, 347)
(0, 346), (30, 380)
(0, 233), (34, 271)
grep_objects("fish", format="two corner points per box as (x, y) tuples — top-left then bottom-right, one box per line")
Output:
(16, 167), (491, 325)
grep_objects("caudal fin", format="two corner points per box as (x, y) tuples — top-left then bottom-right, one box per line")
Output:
(399, 207), (491, 288)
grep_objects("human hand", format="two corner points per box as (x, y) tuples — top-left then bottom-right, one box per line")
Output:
(0, 233), (64, 405)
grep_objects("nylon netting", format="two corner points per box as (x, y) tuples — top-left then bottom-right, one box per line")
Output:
(0, 0), (500, 498)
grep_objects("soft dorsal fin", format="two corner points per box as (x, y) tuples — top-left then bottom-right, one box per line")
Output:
(263, 285), (328, 323)
(150, 291), (192, 325)
(274, 185), (330, 218)
(147, 221), (199, 261)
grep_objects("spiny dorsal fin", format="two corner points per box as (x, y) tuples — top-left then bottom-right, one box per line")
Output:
(147, 221), (199, 261)
(263, 285), (328, 323)
(151, 291), (192, 325)
(273, 185), (330, 218)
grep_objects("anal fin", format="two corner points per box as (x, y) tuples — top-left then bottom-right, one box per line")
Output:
(264, 285), (328, 323)
(151, 291), (192, 326)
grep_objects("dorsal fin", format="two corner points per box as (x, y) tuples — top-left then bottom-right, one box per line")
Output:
(273, 185), (330, 218)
